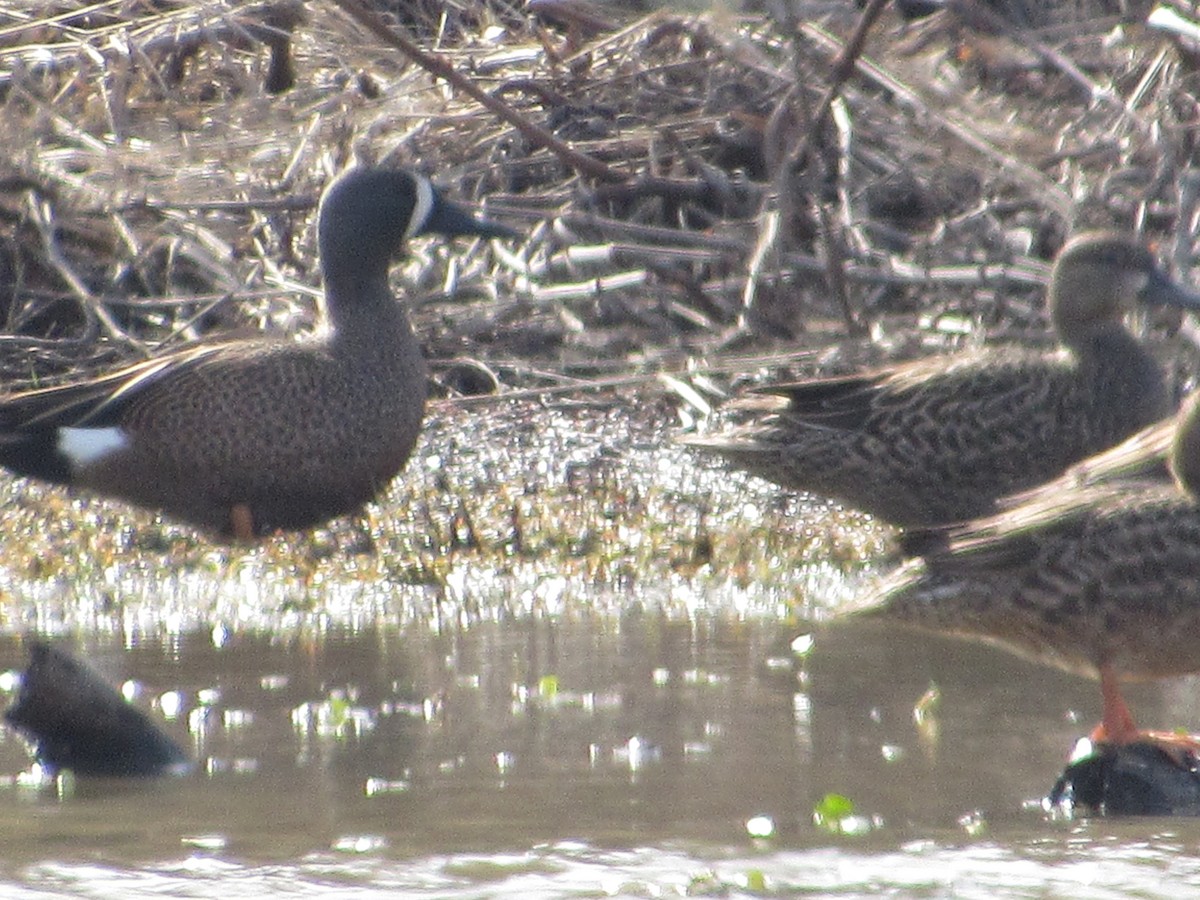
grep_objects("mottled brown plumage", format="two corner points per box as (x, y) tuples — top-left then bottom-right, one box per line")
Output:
(685, 233), (1200, 529)
(857, 391), (1200, 749)
(0, 167), (516, 538)
(861, 478), (1200, 680)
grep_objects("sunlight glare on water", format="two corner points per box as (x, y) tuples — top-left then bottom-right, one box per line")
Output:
(0, 620), (1188, 897)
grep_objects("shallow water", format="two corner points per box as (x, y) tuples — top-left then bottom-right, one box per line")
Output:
(1, 622), (1200, 898)
(0, 398), (1198, 898)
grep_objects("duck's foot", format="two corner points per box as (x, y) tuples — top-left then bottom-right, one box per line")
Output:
(1090, 664), (1200, 767)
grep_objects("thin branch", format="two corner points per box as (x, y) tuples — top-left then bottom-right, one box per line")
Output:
(330, 0), (627, 184)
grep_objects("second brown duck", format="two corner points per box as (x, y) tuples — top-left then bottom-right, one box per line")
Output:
(685, 232), (1200, 529)
(853, 389), (1200, 756)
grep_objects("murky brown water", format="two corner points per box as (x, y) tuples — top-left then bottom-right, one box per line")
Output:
(0, 398), (1199, 898)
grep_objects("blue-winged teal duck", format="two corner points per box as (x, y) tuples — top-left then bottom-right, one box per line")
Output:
(0, 167), (517, 540)
(685, 232), (1200, 529)
(858, 389), (1200, 752)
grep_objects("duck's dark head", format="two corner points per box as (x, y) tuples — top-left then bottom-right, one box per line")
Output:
(317, 168), (516, 281)
(1049, 232), (1200, 347)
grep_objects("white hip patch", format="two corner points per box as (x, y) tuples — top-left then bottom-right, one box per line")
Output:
(58, 426), (129, 470)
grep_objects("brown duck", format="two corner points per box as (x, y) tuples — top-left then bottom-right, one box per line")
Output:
(0, 167), (516, 540)
(857, 389), (1200, 754)
(685, 232), (1200, 529)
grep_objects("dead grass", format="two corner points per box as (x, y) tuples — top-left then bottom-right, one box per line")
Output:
(1, 0), (1199, 399)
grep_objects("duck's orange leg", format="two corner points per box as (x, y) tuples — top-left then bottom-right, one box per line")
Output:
(1091, 663), (1139, 745)
(229, 503), (256, 542)
(1091, 662), (1200, 765)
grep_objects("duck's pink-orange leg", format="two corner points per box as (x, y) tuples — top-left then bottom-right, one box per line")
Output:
(229, 503), (256, 543)
(1091, 663), (1200, 765)
(1091, 663), (1139, 745)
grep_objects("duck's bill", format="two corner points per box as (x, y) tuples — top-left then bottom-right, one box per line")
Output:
(1144, 266), (1200, 310)
(422, 196), (520, 241)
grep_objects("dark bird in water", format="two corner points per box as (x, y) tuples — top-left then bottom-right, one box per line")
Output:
(6, 641), (189, 777)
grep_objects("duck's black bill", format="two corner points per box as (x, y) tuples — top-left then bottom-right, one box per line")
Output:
(5, 642), (190, 778)
(421, 196), (520, 241)
(1144, 266), (1200, 311)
